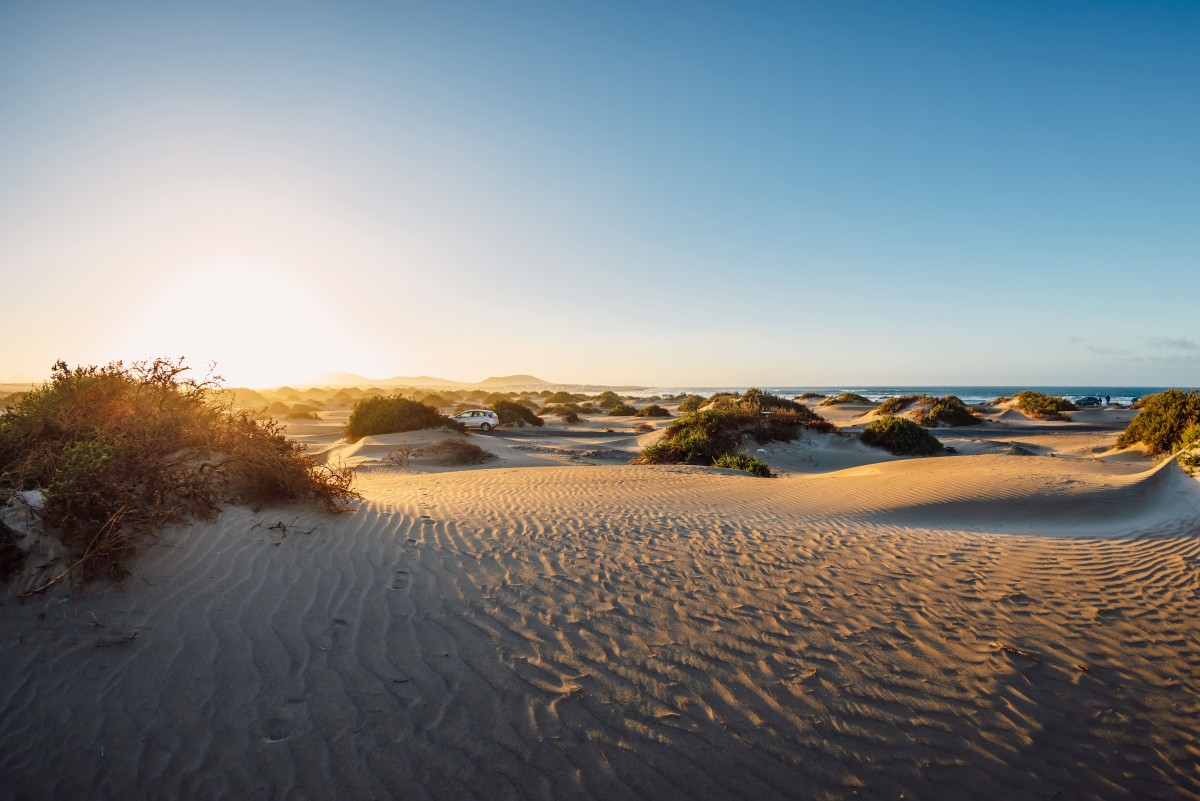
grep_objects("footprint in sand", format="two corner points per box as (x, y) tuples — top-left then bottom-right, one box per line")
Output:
(260, 718), (293, 743)
(319, 618), (349, 650)
(391, 570), (410, 590)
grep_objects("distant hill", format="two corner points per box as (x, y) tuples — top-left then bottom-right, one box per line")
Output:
(311, 372), (553, 389)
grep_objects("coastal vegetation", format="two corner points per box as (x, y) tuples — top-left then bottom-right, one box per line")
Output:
(414, 438), (497, 466)
(872, 395), (922, 415)
(635, 404), (671, 418)
(821, 392), (872, 406)
(346, 395), (461, 439)
(594, 391), (622, 409)
(860, 416), (944, 456)
(1115, 389), (1200, 455)
(635, 389), (834, 469)
(678, 395), (707, 413)
(0, 359), (358, 581)
(712, 453), (774, 478)
(490, 399), (545, 427)
(543, 404), (582, 423)
(608, 403), (637, 416)
(996, 391), (1077, 421)
(915, 395), (982, 427)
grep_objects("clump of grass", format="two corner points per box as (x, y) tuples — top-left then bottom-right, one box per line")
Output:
(415, 439), (497, 466)
(712, 453), (774, 477)
(608, 403), (637, 416)
(346, 395), (461, 439)
(1115, 389), (1200, 455)
(914, 395), (982, 427)
(796, 392), (826, 400)
(593, 391), (622, 409)
(860, 416), (944, 456)
(677, 395), (707, 414)
(0, 359), (359, 583)
(999, 391), (1078, 421)
(544, 391), (584, 404)
(820, 392), (871, 406)
(635, 389), (834, 466)
(872, 395), (924, 415)
(634, 423), (655, 433)
(383, 446), (412, 466)
(635, 404), (671, 418)
(490, 399), (544, 427)
(543, 404), (581, 423)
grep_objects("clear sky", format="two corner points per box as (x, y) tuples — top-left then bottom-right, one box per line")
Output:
(1, 1), (1197, 387)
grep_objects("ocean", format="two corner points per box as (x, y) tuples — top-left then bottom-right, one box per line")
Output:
(623, 386), (1173, 406)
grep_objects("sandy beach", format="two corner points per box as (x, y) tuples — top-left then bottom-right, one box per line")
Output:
(1, 395), (1198, 800)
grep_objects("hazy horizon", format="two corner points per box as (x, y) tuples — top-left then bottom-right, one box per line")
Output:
(2, 2), (1197, 387)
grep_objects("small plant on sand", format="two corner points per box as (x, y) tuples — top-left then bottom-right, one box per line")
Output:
(1115, 389), (1200, 455)
(593, 391), (622, 409)
(608, 403), (637, 416)
(544, 391), (584, 404)
(346, 395), (461, 439)
(0, 359), (359, 583)
(1007, 391), (1077, 421)
(490, 399), (544, 427)
(872, 395), (924, 416)
(796, 392), (826, 401)
(712, 453), (774, 477)
(860, 416), (944, 456)
(677, 395), (707, 414)
(635, 389), (833, 466)
(634, 423), (655, 433)
(635, 404), (671, 418)
(383, 445), (413, 466)
(543, 404), (582, 423)
(820, 392), (871, 406)
(414, 439), (497, 466)
(914, 395), (982, 428)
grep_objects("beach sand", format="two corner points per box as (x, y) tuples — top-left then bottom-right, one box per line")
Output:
(2, 398), (1198, 799)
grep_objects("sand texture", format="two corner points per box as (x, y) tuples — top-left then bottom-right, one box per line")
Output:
(1, 400), (1198, 799)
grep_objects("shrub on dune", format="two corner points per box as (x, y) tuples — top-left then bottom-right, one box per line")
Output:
(872, 395), (924, 416)
(345, 395), (461, 439)
(593, 391), (622, 409)
(635, 404), (671, 418)
(544, 391), (584, 404)
(414, 439), (497, 466)
(608, 403), (637, 416)
(820, 392), (872, 406)
(915, 395), (982, 427)
(860, 416), (944, 456)
(1003, 391), (1077, 421)
(0, 359), (359, 581)
(1115, 389), (1200, 455)
(677, 395), (706, 414)
(635, 389), (833, 468)
(490, 399), (544, 427)
(796, 392), (826, 401)
(712, 453), (774, 478)
(543, 404), (582, 423)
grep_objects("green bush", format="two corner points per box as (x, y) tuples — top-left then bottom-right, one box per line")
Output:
(873, 395), (923, 415)
(796, 392), (826, 401)
(915, 395), (981, 427)
(592, 391), (621, 409)
(860, 416), (944, 456)
(635, 390), (834, 466)
(820, 392), (872, 406)
(416, 392), (452, 409)
(543, 404), (582, 423)
(490, 399), (544, 427)
(1008, 391), (1077, 421)
(635, 404), (671, 418)
(544, 391), (584, 404)
(608, 403), (637, 416)
(346, 395), (460, 439)
(677, 395), (707, 414)
(0, 359), (358, 580)
(712, 453), (774, 477)
(1115, 389), (1200, 455)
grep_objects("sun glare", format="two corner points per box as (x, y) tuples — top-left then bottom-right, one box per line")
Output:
(107, 258), (386, 387)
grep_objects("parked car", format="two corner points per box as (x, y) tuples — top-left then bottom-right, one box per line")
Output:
(1075, 396), (1102, 408)
(452, 409), (499, 431)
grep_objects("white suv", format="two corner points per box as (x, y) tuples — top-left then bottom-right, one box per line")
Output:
(452, 409), (500, 431)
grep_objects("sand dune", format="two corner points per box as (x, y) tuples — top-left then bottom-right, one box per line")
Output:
(2, 450), (1198, 799)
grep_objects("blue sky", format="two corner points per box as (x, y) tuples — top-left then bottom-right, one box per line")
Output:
(1, 1), (1197, 386)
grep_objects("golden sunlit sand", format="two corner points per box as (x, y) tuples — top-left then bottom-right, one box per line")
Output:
(2, 391), (1197, 799)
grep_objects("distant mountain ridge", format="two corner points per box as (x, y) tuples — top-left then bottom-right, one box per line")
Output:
(312, 372), (553, 389)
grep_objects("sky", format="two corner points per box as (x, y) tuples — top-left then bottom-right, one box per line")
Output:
(1, 1), (1197, 388)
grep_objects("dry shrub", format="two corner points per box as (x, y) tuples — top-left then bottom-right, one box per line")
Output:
(0, 359), (359, 583)
(415, 439), (496, 466)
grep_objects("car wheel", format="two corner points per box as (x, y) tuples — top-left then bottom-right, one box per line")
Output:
(481, 423), (492, 432)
